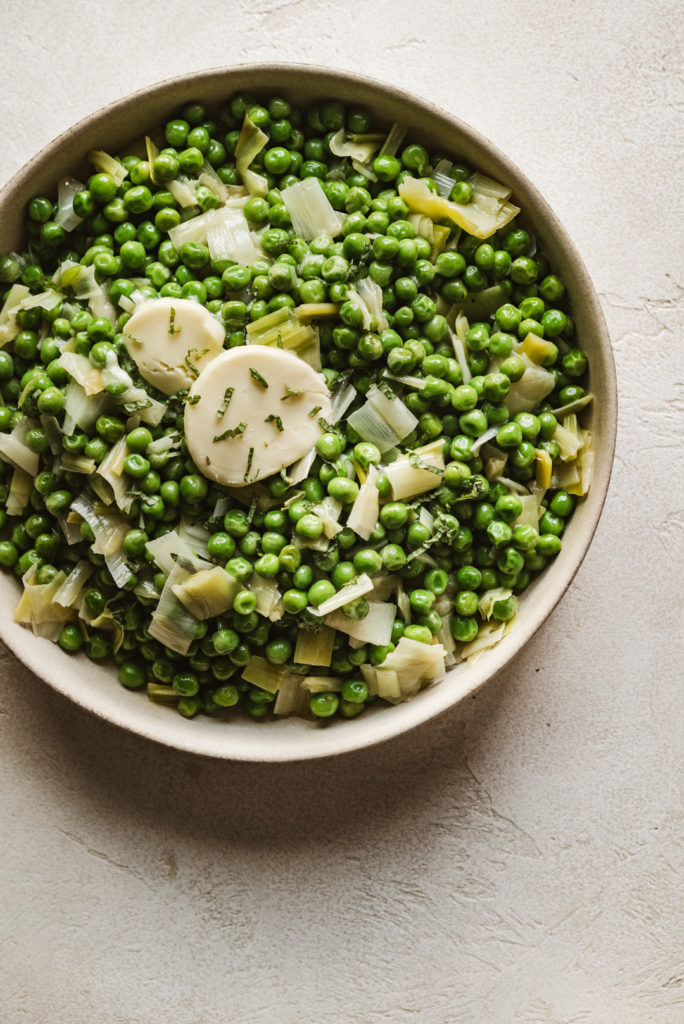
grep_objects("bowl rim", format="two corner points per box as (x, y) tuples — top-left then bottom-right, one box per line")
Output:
(0, 62), (617, 761)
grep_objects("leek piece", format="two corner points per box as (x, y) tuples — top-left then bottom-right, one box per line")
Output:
(479, 588), (515, 621)
(281, 177), (342, 241)
(145, 135), (160, 180)
(296, 327), (323, 371)
(408, 212), (434, 243)
(167, 177), (198, 208)
(301, 675), (344, 693)
(550, 393), (594, 418)
(40, 414), (65, 455)
(14, 566), (72, 641)
(71, 496), (128, 557)
(287, 445), (317, 486)
(399, 175), (520, 239)
(149, 557), (201, 655)
(83, 607), (124, 653)
(0, 423), (40, 476)
(374, 668), (402, 703)
(199, 160), (234, 202)
(347, 385), (418, 454)
(468, 171), (512, 200)
(206, 206), (260, 265)
(461, 620), (507, 660)
(95, 436), (134, 512)
(433, 168), (455, 199)
(494, 475), (530, 495)
(235, 115), (269, 196)
(449, 284), (507, 323)
(566, 430), (593, 496)
(518, 333), (558, 366)
(57, 352), (105, 395)
(430, 223), (451, 260)
(168, 208), (217, 248)
(354, 276), (389, 331)
(242, 657), (291, 694)
(273, 677), (309, 717)
(535, 448), (553, 489)
(88, 150), (128, 186)
(324, 601), (396, 646)
(437, 615), (459, 668)
(246, 305), (315, 352)
(382, 371), (426, 391)
(311, 496), (343, 539)
(295, 302), (340, 322)
(481, 442), (508, 482)
(147, 683), (178, 703)
(367, 385), (417, 437)
(249, 572), (284, 621)
(330, 377), (357, 424)
(346, 465), (380, 540)
(504, 358), (556, 415)
(53, 178), (86, 232)
(116, 385), (166, 426)
(370, 573), (397, 602)
(369, 636), (446, 704)
(378, 122), (407, 158)
(470, 425), (499, 455)
(7, 466), (33, 515)
(63, 380), (109, 435)
(294, 625), (336, 667)
(104, 549), (135, 589)
(309, 573), (374, 617)
(0, 284), (30, 346)
(60, 452), (96, 475)
(145, 528), (210, 575)
(396, 580), (412, 624)
(514, 494), (542, 531)
(552, 460), (580, 490)
(134, 576), (162, 602)
(554, 419), (583, 461)
(449, 318), (472, 384)
(172, 566), (239, 619)
(148, 432), (182, 455)
(384, 440), (445, 500)
(18, 289), (62, 313)
(57, 515), (82, 546)
(328, 129), (382, 163)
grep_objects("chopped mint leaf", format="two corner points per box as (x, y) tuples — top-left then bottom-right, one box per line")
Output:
(216, 387), (234, 419)
(213, 422), (247, 442)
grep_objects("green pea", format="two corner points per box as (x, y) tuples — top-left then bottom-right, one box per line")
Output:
(58, 625), (85, 654)
(309, 692), (339, 718)
(450, 615), (479, 643)
(295, 513), (324, 540)
(308, 580), (336, 607)
(327, 477), (359, 504)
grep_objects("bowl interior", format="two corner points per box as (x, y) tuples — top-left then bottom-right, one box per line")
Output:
(0, 64), (617, 761)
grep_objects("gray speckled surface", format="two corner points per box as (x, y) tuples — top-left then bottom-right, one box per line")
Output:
(1, 1), (682, 1021)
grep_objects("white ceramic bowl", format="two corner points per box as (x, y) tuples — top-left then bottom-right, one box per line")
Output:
(0, 64), (617, 760)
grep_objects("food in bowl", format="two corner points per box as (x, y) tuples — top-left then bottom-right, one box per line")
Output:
(0, 89), (593, 725)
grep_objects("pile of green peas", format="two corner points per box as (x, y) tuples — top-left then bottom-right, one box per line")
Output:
(0, 92), (589, 723)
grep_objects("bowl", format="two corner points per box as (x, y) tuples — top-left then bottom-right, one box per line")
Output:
(0, 63), (617, 761)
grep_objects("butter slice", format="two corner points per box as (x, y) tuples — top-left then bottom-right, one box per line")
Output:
(123, 297), (224, 395)
(185, 346), (331, 487)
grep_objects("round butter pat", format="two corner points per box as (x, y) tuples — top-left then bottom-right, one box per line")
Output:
(185, 346), (331, 487)
(123, 297), (224, 395)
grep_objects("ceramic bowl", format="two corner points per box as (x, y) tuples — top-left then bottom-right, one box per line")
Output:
(0, 64), (617, 760)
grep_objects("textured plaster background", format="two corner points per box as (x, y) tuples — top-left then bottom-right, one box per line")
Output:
(0, 1), (682, 1022)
